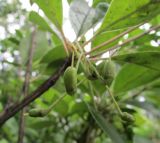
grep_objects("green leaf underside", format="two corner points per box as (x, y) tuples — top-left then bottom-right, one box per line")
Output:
(19, 31), (51, 64)
(69, 0), (98, 37)
(113, 64), (160, 94)
(112, 51), (160, 71)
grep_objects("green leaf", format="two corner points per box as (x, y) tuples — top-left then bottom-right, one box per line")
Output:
(29, 11), (62, 46)
(0, 139), (8, 143)
(29, 11), (53, 33)
(69, 0), (100, 37)
(92, 29), (122, 52)
(19, 30), (52, 64)
(33, 0), (63, 27)
(40, 45), (67, 73)
(28, 118), (55, 129)
(0, 103), (3, 112)
(144, 88), (160, 106)
(99, 0), (160, 32)
(44, 59), (66, 75)
(87, 104), (125, 143)
(53, 98), (69, 116)
(51, 33), (62, 46)
(40, 45), (66, 64)
(95, 2), (109, 19)
(112, 51), (160, 71)
(35, 89), (69, 116)
(112, 64), (160, 94)
(69, 101), (87, 115)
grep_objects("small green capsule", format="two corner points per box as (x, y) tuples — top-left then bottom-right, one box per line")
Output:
(84, 64), (98, 80)
(64, 66), (77, 95)
(121, 112), (135, 123)
(98, 60), (115, 85)
(29, 108), (48, 117)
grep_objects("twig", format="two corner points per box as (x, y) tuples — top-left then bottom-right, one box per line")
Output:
(47, 93), (66, 114)
(86, 23), (143, 55)
(59, 28), (69, 55)
(106, 86), (122, 115)
(17, 28), (36, 143)
(0, 56), (71, 127)
(89, 57), (108, 61)
(90, 25), (160, 58)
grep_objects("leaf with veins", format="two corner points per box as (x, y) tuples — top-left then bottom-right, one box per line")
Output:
(69, 0), (97, 37)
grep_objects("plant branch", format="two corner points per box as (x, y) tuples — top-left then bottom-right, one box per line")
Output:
(60, 29), (70, 55)
(86, 23), (143, 55)
(17, 28), (36, 143)
(0, 56), (71, 127)
(106, 86), (122, 115)
(90, 25), (160, 59)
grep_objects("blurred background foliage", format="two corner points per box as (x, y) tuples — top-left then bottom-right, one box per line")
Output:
(0, 0), (160, 143)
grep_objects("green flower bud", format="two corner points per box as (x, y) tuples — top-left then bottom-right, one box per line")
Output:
(121, 112), (135, 123)
(98, 60), (115, 85)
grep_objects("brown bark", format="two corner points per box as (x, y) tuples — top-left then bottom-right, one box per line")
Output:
(17, 28), (36, 143)
(0, 56), (71, 127)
